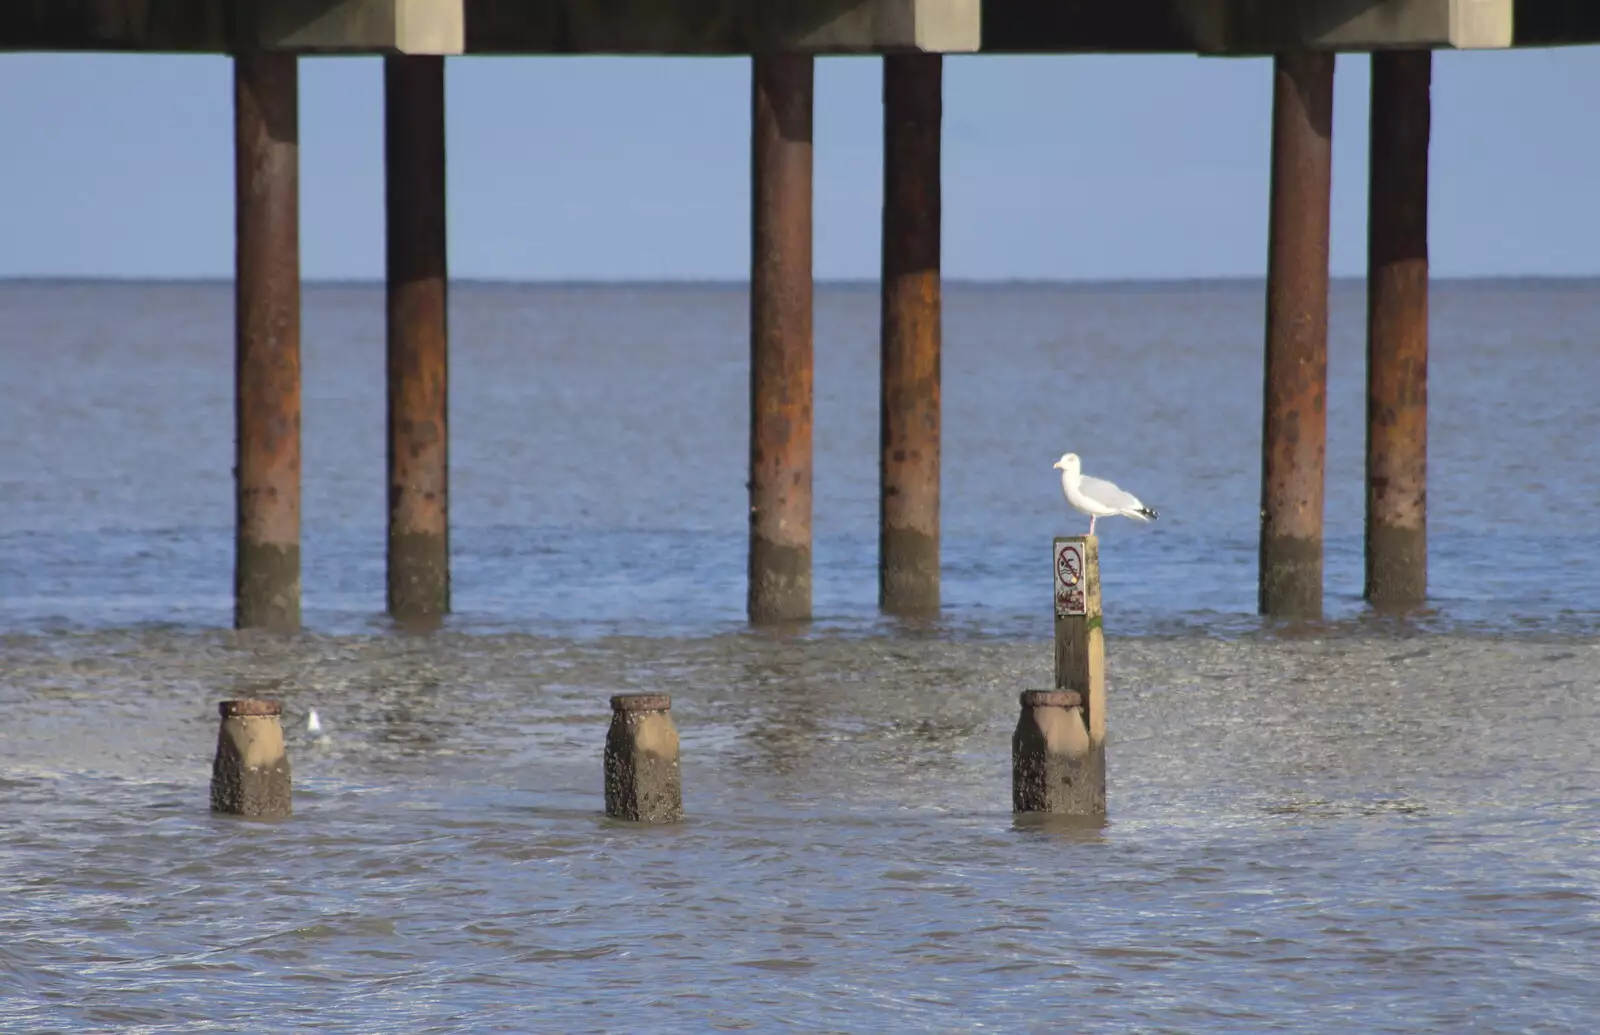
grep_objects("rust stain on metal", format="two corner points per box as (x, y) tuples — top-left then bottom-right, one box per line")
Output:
(235, 50), (300, 549)
(234, 51), (301, 629)
(386, 54), (450, 617)
(1365, 50), (1431, 606)
(1259, 51), (1334, 618)
(879, 53), (942, 614)
(747, 53), (814, 622)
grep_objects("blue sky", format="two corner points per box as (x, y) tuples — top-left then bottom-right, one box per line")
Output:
(1, 47), (1597, 280)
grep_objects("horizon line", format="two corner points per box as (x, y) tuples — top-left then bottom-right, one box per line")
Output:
(5, 273), (1600, 288)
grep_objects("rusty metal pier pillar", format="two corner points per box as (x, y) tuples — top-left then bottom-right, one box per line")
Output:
(1259, 52), (1334, 620)
(385, 55), (451, 621)
(1365, 51), (1431, 610)
(233, 52), (302, 631)
(879, 54), (943, 616)
(748, 54), (815, 624)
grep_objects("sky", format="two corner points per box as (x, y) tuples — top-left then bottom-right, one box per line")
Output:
(1, 47), (1598, 281)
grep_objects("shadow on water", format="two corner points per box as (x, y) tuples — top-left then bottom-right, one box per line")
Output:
(1010, 811), (1111, 843)
(390, 613), (447, 637)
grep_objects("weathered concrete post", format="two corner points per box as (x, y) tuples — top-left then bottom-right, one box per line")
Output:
(1013, 536), (1106, 814)
(1012, 690), (1095, 813)
(879, 53), (943, 616)
(1365, 50), (1431, 610)
(234, 52), (302, 631)
(210, 698), (292, 818)
(604, 694), (683, 823)
(1259, 51), (1335, 621)
(385, 54), (451, 621)
(748, 54), (815, 624)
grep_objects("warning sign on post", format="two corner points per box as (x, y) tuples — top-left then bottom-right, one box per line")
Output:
(1054, 539), (1086, 618)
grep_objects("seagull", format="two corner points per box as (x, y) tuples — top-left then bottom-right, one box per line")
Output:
(1053, 452), (1159, 536)
(306, 709), (325, 738)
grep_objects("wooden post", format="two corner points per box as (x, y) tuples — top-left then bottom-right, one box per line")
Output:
(1015, 534), (1105, 814)
(384, 54), (451, 621)
(879, 53), (942, 615)
(1259, 51), (1334, 620)
(747, 54), (815, 624)
(233, 52), (301, 631)
(1365, 50), (1431, 609)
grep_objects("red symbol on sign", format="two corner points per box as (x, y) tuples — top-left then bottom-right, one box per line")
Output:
(1055, 543), (1088, 616)
(1056, 548), (1082, 588)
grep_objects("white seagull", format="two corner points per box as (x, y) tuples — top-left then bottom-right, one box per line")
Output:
(1053, 452), (1159, 536)
(306, 709), (326, 738)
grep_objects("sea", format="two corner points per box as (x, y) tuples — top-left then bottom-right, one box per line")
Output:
(2, 278), (1596, 1032)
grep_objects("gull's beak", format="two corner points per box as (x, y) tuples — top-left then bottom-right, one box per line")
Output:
(1051, 460), (1064, 470)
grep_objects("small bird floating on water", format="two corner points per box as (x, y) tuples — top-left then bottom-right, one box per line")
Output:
(306, 709), (325, 738)
(1053, 452), (1159, 536)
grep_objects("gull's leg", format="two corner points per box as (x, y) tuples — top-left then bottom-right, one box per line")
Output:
(1088, 515), (1097, 536)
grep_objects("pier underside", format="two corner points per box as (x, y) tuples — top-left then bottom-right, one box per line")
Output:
(4, 0), (1597, 56)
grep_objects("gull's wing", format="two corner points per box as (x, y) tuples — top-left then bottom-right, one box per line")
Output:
(1078, 474), (1146, 512)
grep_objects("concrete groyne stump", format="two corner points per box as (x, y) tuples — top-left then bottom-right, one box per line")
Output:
(210, 698), (292, 819)
(604, 693), (683, 824)
(1012, 689), (1103, 814)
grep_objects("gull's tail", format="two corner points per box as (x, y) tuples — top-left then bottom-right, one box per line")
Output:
(1130, 506), (1158, 522)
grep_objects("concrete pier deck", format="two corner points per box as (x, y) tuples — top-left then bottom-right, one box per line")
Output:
(6, 1), (1598, 57)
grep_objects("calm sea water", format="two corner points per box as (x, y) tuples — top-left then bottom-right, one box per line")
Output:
(2, 280), (1597, 1032)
